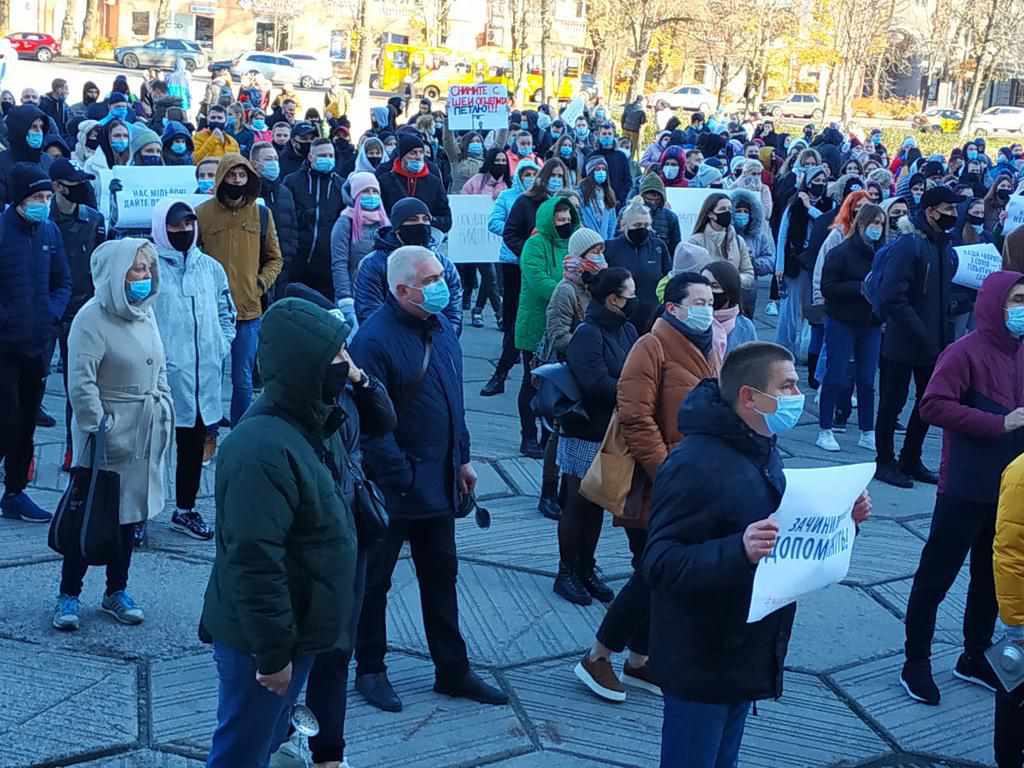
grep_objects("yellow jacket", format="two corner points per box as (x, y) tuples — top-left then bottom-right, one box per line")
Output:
(995, 453), (1024, 627)
(192, 128), (240, 162)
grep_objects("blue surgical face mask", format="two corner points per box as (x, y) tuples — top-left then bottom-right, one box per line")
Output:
(681, 304), (713, 332)
(971, 223), (984, 234)
(551, 129), (562, 139)
(754, 390), (806, 434)
(521, 175), (535, 191)
(537, 113), (552, 130)
(872, 134), (882, 145)
(405, 158), (424, 173)
(1007, 306), (1024, 336)
(361, 193), (381, 210)
(967, 149), (979, 161)
(912, 191), (923, 205)
(111, 138), (129, 154)
(733, 212), (750, 229)
(468, 141), (483, 157)
(593, 169), (607, 185)
(260, 160), (280, 181)
(575, 126), (589, 139)
(413, 279), (450, 315)
(110, 107), (128, 121)
(313, 156), (335, 174)
(547, 177), (563, 193)
(26, 130), (43, 149)
(663, 165), (679, 180)
(252, 119), (267, 131)
(21, 200), (49, 223)
(515, 143), (532, 156)
(599, 135), (615, 148)
(595, 109), (606, 119)
(126, 278), (152, 303)
(198, 178), (214, 193)
(171, 140), (188, 155)
(865, 225), (883, 242)
(559, 145), (573, 158)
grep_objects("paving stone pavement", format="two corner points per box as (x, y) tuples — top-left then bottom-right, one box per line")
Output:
(1, 288), (996, 767)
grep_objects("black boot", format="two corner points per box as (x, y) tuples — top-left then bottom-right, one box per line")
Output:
(537, 478), (560, 520)
(580, 559), (614, 603)
(480, 372), (506, 397)
(807, 352), (820, 390)
(520, 435), (544, 459)
(553, 561), (592, 605)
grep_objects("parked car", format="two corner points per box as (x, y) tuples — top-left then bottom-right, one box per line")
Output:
(912, 107), (964, 133)
(219, 51), (304, 86)
(5, 32), (60, 62)
(760, 94), (824, 120)
(971, 106), (1024, 136)
(648, 85), (715, 112)
(115, 38), (206, 71)
(280, 50), (333, 88)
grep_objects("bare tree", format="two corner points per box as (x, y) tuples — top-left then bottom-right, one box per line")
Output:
(61, 0), (78, 53)
(0, 0), (9, 36)
(619, 0), (692, 102)
(687, 0), (757, 110)
(155, 0), (172, 37)
(240, 0), (308, 50)
(953, 0), (1024, 135)
(417, 0), (453, 48)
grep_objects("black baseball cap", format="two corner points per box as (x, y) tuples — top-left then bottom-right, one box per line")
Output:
(921, 186), (960, 208)
(166, 201), (197, 227)
(292, 121), (317, 138)
(49, 158), (95, 184)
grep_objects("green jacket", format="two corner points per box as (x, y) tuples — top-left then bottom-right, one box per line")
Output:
(515, 196), (580, 352)
(200, 298), (358, 674)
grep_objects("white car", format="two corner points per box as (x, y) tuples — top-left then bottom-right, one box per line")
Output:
(280, 50), (334, 88)
(229, 51), (303, 86)
(971, 106), (1024, 136)
(649, 85), (715, 112)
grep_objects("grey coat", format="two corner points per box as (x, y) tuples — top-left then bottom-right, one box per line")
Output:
(330, 214), (383, 303)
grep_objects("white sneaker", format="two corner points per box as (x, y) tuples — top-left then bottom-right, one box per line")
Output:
(858, 430), (876, 451)
(766, 301), (779, 316)
(851, 393), (858, 409)
(816, 429), (841, 452)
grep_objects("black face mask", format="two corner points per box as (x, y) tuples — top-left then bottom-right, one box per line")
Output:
(626, 227), (649, 246)
(85, 93), (99, 104)
(713, 211), (732, 229)
(295, 140), (313, 157)
(713, 292), (730, 311)
(490, 165), (506, 179)
(85, 135), (100, 150)
(397, 222), (432, 246)
(997, 188), (1011, 203)
(63, 183), (91, 205)
(220, 182), (246, 202)
(808, 183), (826, 198)
(207, 120), (226, 131)
(168, 228), (194, 253)
(888, 216), (902, 231)
(555, 222), (574, 239)
(967, 213), (985, 225)
(322, 360), (350, 404)
(368, 154), (382, 167)
(934, 211), (958, 232)
(620, 296), (638, 317)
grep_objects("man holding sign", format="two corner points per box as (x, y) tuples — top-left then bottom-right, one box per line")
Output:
(643, 342), (870, 768)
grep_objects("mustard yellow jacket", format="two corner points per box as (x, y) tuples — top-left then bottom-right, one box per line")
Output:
(995, 453), (1024, 627)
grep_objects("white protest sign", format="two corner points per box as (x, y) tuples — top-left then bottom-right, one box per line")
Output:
(446, 195), (502, 263)
(1005, 195), (1024, 236)
(447, 84), (509, 132)
(665, 187), (718, 238)
(111, 166), (199, 229)
(747, 462), (874, 623)
(953, 243), (1003, 290)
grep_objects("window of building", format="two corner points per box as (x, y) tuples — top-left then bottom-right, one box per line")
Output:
(132, 12), (150, 37)
(195, 16), (214, 46)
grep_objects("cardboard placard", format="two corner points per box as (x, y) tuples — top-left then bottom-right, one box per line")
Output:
(447, 84), (509, 131)
(953, 243), (1003, 290)
(665, 187), (719, 238)
(110, 166), (200, 229)
(446, 195), (502, 263)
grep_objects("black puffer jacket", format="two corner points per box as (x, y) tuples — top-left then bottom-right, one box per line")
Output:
(50, 201), (106, 321)
(261, 177), (299, 292)
(0, 105), (54, 205)
(821, 231), (880, 328)
(603, 232), (671, 334)
(642, 379), (792, 704)
(283, 164), (346, 300)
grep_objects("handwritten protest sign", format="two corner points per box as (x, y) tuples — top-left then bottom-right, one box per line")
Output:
(446, 195), (502, 263)
(666, 187), (718, 239)
(1005, 195), (1024, 236)
(747, 462), (874, 623)
(447, 84), (509, 131)
(110, 166), (199, 229)
(953, 243), (1003, 290)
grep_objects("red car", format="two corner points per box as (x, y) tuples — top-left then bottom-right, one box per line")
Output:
(5, 32), (60, 62)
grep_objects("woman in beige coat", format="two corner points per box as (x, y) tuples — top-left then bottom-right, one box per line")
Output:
(687, 192), (755, 291)
(55, 238), (175, 632)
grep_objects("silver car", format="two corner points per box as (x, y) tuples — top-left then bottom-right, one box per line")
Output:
(114, 38), (206, 71)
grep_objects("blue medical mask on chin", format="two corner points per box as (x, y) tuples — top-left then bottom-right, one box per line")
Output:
(412, 279), (450, 315)
(1007, 306), (1024, 336)
(753, 389), (806, 434)
(126, 278), (152, 303)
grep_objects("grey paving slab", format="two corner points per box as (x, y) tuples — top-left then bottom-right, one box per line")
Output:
(485, 752), (621, 767)
(466, 389), (523, 419)
(474, 459), (515, 499)
(455, 494), (634, 579)
(67, 750), (205, 767)
(386, 558), (615, 666)
(496, 456), (545, 496)
(140, 500), (218, 562)
(786, 584), (904, 673)
(150, 652), (218, 749)
(844, 520), (926, 587)
(0, 640), (138, 767)
(830, 646), (995, 766)
(0, 553), (210, 660)
(0, 515), (59, 567)
(869, 572), (969, 648)
(466, 410), (529, 460)
(866, 480), (938, 522)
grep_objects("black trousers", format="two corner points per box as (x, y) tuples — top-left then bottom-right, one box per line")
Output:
(596, 527), (649, 655)
(518, 351), (541, 440)
(175, 419), (207, 510)
(557, 474), (604, 569)
(457, 264), (502, 314)
(59, 320), (74, 448)
(496, 264), (522, 378)
(875, 356), (934, 467)
(59, 523), (135, 597)
(355, 516), (469, 683)
(0, 347), (47, 495)
(306, 551), (367, 764)
(996, 686), (1024, 768)
(904, 494), (997, 662)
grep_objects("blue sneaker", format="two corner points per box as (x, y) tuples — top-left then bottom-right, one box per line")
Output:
(100, 590), (144, 625)
(1, 492), (52, 523)
(53, 594), (81, 631)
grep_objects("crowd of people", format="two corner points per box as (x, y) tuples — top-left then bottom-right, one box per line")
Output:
(1, 65), (1023, 768)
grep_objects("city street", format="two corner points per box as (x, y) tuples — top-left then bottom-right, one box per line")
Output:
(0, 288), (996, 768)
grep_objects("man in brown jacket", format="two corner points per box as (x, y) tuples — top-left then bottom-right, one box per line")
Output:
(196, 153), (282, 425)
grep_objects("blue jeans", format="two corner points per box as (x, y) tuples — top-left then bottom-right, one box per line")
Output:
(660, 694), (750, 768)
(206, 642), (314, 768)
(775, 271), (809, 357)
(230, 318), (261, 426)
(819, 318), (881, 431)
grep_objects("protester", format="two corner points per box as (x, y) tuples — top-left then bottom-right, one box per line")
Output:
(604, 196), (671, 333)
(377, 133), (452, 231)
(194, 157), (218, 194)
(56, 239), (173, 629)
(994, 451), (1024, 766)
(579, 156), (618, 239)
(69, 81), (101, 120)
(161, 121), (193, 166)
(332, 170), (389, 327)
(702, 259), (757, 358)
(192, 105), (239, 162)
(639, 174), (681, 256)
(899, 270), (1024, 705)
(731, 188), (775, 316)
(250, 141), (296, 299)
(689, 192), (755, 294)
(0, 104), (56, 204)
(620, 96), (646, 160)
(458, 148), (508, 328)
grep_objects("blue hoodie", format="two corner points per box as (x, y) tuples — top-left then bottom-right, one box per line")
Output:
(488, 159), (539, 264)
(161, 120), (194, 165)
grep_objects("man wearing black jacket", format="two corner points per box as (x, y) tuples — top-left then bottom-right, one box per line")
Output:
(378, 132), (452, 232)
(39, 79), (70, 138)
(643, 342), (870, 767)
(251, 141), (297, 302)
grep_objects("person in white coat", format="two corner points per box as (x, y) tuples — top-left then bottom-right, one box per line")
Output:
(151, 198), (235, 542)
(57, 238), (175, 632)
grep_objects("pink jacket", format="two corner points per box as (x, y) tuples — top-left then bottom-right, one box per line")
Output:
(460, 173), (509, 199)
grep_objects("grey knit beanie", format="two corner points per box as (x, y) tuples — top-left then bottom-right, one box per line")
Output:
(568, 227), (605, 260)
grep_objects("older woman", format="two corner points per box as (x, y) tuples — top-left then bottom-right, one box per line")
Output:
(151, 199), (235, 542)
(57, 238), (174, 631)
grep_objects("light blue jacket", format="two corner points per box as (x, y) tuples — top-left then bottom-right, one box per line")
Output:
(581, 196), (617, 240)
(489, 159), (539, 264)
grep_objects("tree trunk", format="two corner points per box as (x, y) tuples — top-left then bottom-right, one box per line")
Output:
(61, 0), (78, 52)
(716, 59), (731, 110)
(625, 24), (651, 104)
(80, 0), (99, 52)
(870, 55), (885, 98)
(960, 58), (989, 137)
(349, 11), (374, 138)
(154, 0), (171, 36)
(540, 0), (551, 102)
(0, 0), (9, 36)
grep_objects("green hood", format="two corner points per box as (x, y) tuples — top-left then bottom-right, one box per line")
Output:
(256, 298), (350, 431)
(533, 195), (580, 243)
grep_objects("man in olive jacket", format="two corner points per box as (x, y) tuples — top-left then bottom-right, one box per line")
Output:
(201, 297), (358, 767)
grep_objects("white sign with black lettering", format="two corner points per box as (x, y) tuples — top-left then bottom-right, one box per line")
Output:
(110, 166), (199, 229)
(446, 195), (503, 263)
(953, 243), (1003, 290)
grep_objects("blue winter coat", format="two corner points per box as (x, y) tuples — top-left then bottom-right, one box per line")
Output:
(349, 295), (470, 520)
(489, 162), (537, 264)
(0, 205), (70, 355)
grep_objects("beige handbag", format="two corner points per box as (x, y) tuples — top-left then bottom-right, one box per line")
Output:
(580, 413), (640, 517)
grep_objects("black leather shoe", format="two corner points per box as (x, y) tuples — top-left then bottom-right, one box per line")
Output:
(901, 459), (938, 485)
(434, 670), (509, 705)
(553, 562), (592, 606)
(35, 406), (56, 428)
(537, 495), (561, 520)
(480, 373), (505, 397)
(355, 672), (403, 712)
(581, 563), (615, 603)
(520, 437), (544, 459)
(875, 462), (913, 489)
